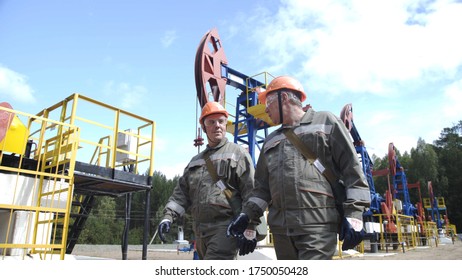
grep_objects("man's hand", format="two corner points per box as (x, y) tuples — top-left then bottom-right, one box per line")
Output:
(237, 235), (257, 256)
(226, 213), (250, 237)
(158, 219), (171, 243)
(339, 217), (365, 251)
(227, 214), (256, 256)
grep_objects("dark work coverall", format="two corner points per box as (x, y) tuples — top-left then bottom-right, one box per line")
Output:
(162, 138), (255, 259)
(243, 108), (371, 259)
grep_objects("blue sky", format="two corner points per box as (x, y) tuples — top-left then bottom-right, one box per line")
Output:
(1, 0), (462, 179)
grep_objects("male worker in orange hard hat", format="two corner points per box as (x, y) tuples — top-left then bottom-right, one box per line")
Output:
(227, 75), (371, 259)
(158, 101), (258, 259)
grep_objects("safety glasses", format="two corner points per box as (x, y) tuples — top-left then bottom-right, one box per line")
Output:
(204, 117), (227, 127)
(265, 93), (279, 108)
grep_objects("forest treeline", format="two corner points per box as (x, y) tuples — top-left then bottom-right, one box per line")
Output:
(77, 121), (462, 245)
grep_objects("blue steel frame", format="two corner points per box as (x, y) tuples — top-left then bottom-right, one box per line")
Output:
(426, 187), (445, 229)
(221, 65), (270, 166)
(346, 119), (384, 217)
(428, 197), (444, 228)
(233, 92), (269, 166)
(390, 157), (417, 217)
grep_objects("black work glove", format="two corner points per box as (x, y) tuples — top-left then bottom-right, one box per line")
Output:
(226, 213), (250, 237)
(237, 234), (257, 256)
(339, 217), (366, 251)
(158, 219), (171, 242)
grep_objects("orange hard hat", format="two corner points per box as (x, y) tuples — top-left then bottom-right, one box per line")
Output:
(199, 101), (229, 124)
(258, 76), (306, 104)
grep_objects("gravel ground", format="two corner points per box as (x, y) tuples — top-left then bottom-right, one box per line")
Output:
(349, 237), (462, 260)
(71, 237), (462, 260)
(72, 244), (194, 260)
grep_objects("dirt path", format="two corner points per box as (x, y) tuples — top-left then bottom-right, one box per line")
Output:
(72, 238), (462, 260)
(72, 244), (193, 260)
(347, 238), (462, 260)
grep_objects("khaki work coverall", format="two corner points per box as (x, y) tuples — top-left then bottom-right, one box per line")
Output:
(162, 138), (255, 259)
(243, 108), (371, 259)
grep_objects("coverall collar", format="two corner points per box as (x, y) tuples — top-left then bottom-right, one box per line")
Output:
(278, 107), (315, 131)
(205, 137), (228, 152)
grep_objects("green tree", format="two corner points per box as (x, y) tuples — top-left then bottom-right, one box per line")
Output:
(148, 172), (192, 244)
(113, 171), (182, 244)
(77, 171), (185, 245)
(78, 196), (125, 244)
(433, 121), (462, 231)
(409, 138), (438, 202)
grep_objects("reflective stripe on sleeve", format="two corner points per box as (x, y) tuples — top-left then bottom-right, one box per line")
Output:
(346, 187), (371, 202)
(294, 124), (333, 135)
(165, 201), (186, 216)
(248, 197), (268, 212)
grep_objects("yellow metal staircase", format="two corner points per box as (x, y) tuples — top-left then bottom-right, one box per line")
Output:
(1, 94), (156, 260)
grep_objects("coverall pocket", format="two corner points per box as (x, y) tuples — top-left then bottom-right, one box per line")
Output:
(297, 187), (335, 208)
(297, 187), (339, 225)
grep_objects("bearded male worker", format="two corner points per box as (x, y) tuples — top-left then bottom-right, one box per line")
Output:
(227, 76), (371, 260)
(158, 101), (257, 259)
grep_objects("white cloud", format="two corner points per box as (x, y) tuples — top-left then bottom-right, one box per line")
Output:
(226, 0), (462, 160)
(249, 0), (462, 97)
(161, 30), (177, 48)
(443, 78), (462, 119)
(102, 81), (148, 109)
(0, 66), (36, 104)
(351, 108), (396, 157)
